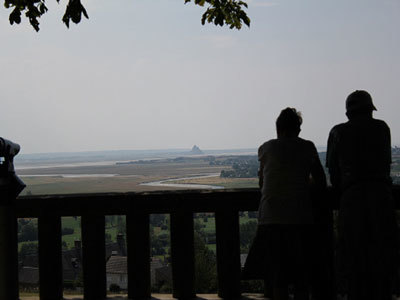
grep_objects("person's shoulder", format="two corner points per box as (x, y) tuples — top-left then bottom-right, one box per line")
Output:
(297, 137), (315, 145)
(329, 122), (347, 134)
(297, 137), (318, 151)
(328, 122), (348, 140)
(258, 139), (277, 157)
(259, 139), (277, 148)
(372, 118), (390, 129)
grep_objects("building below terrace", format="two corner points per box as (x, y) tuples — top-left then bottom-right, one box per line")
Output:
(106, 255), (171, 291)
(19, 234), (128, 291)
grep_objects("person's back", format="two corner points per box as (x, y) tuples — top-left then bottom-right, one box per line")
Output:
(248, 108), (326, 300)
(326, 90), (398, 300)
(327, 116), (391, 189)
(258, 137), (318, 225)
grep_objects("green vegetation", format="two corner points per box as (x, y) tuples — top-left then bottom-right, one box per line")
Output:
(219, 156), (258, 178)
(194, 231), (217, 293)
(17, 211), (260, 293)
(148, 212), (253, 293)
(17, 213), (261, 254)
(19, 242), (38, 260)
(217, 179), (258, 189)
(61, 217), (81, 248)
(150, 214), (169, 257)
(170, 177), (258, 189)
(18, 219), (38, 242)
(239, 219), (257, 253)
(18, 217), (82, 258)
(4, 0), (249, 32)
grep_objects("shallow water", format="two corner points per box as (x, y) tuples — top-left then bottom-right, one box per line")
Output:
(140, 173), (224, 190)
(19, 174), (118, 178)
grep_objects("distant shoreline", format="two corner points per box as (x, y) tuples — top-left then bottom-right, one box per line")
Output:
(15, 148), (258, 170)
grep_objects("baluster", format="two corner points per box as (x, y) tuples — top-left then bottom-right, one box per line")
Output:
(215, 210), (241, 298)
(170, 210), (195, 299)
(326, 205), (335, 300)
(312, 190), (336, 300)
(0, 204), (19, 300)
(38, 215), (63, 300)
(127, 211), (151, 299)
(81, 214), (106, 300)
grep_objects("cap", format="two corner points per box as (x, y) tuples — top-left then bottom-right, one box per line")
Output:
(346, 90), (377, 113)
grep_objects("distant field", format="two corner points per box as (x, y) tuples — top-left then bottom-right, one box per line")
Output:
(17, 155), (263, 195)
(20, 175), (169, 195)
(18, 160), (231, 195)
(171, 177), (258, 189)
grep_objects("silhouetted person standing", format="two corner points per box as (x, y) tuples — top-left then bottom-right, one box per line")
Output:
(326, 90), (399, 300)
(249, 108), (326, 300)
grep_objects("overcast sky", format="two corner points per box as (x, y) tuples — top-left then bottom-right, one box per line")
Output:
(1, 0), (399, 154)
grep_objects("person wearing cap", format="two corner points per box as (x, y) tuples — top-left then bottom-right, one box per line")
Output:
(326, 90), (399, 300)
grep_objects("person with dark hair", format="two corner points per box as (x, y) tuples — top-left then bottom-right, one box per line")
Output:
(326, 90), (399, 300)
(244, 108), (326, 300)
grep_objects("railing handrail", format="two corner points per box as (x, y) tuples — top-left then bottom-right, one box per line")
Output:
(14, 185), (400, 218)
(15, 188), (261, 217)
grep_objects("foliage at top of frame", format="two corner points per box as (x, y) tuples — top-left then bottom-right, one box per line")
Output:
(185, 0), (250, 29)
(4, 0), (249, 32)
(5, 0), (88, 31)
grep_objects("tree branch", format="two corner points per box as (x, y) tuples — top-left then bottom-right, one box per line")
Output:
(4, 0), (249, 32)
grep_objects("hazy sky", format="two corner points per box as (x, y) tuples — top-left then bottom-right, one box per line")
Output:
(1, 0), (399, 154)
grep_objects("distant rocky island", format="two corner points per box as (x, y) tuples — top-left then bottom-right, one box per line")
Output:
(190, 145), (203, 155)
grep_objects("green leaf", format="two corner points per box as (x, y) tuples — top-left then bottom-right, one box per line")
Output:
(195, 0), (206, 6)
(39, 3), (48, 14)
(62, 0), (89, 28)
(9, 7), (21, 25)
(193, 0), (249, 30)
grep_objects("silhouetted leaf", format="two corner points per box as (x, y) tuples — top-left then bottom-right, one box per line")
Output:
(62, 0), (89, 28)
(9, 7), (21, 25)
(238, 1), (248, 8)
(82, 5), (88, 19)
(241, 12), (250, 27)
(201, 13), (207, 25)
(195, 0), (206, 6)
(194, 0), (250, 30)
(39, 3), (48, 14)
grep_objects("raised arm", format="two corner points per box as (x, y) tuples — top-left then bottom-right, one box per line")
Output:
(258, 145), (265, 189)
(326, 127), (341, 189)
(310, 143), (327, 191)
(310, 155), (327, 191)
(258, 161), (264, 189)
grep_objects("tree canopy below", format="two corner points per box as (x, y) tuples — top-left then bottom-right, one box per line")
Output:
(4, 0), (250, 32)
